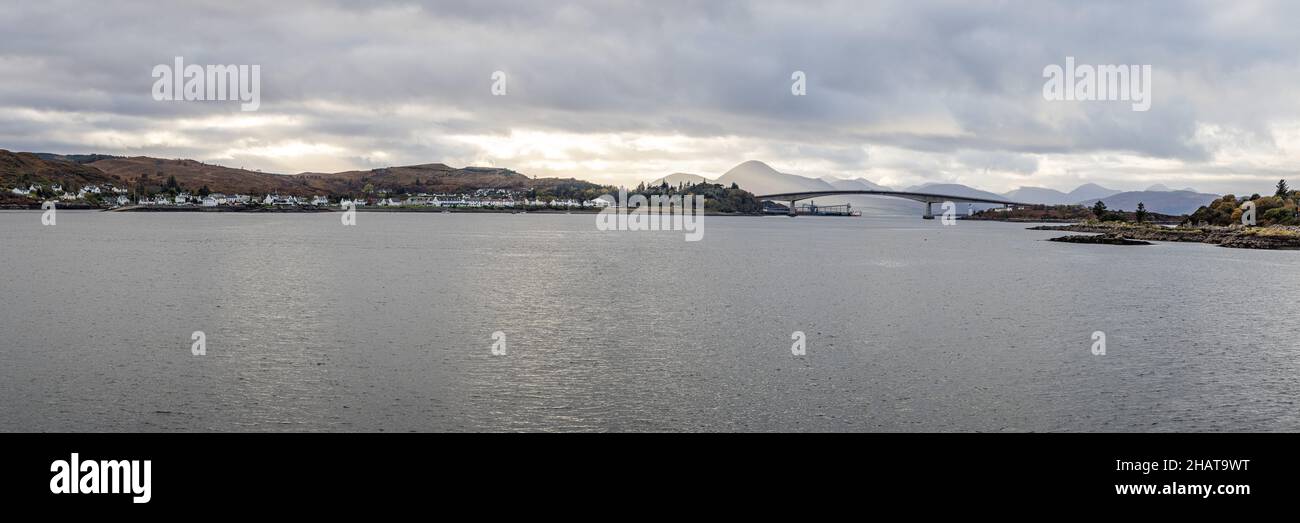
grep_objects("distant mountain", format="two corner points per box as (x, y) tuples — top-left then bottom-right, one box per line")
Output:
(902, 183), (1010, 202)
(1067, 183), (1122, 202)
(1079, 190), (1219, 215)
(31, 153), (123, 165)
(1003, 186), (1073, 205)
(647, 172), (710, 187)
(1005, 183), (1208, 213)
(816, 175), (918, 216)
(822, 176), (891, 191)
(903, 183), (1013, 211)
(712, 160), (834, 195)
(709, 161), (918, 215)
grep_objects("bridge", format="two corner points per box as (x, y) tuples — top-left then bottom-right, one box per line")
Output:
(755, 189), (1029, 219)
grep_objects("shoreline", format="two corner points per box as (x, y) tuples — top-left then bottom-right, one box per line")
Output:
(1030, 223), (1300, 250)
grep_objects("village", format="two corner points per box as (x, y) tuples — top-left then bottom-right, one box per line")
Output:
(7, 183), (615, 210)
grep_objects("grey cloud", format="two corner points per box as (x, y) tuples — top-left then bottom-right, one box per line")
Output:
(2, 0), (1299, 191)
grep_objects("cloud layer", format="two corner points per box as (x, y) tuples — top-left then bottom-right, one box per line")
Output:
(2, 0), (1299, 193)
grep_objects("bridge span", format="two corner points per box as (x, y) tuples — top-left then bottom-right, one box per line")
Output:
(755, 189), (1029, 219)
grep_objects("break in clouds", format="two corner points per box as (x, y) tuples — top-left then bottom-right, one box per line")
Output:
(2, 0), (1299, 193)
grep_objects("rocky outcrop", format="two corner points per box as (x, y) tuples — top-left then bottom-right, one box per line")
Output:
(1047, 233), (1151, 245)
(1030, 223), (1300, 249)
(1218, 233), (1300, 250)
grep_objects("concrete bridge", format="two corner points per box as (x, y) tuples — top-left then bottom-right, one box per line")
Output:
(755, 189), (1028, 219)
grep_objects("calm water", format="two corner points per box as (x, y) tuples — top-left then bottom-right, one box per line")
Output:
(1, 210), (1298, 432)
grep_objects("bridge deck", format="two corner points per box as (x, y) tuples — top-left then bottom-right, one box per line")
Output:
(755, 189), (1026, 206)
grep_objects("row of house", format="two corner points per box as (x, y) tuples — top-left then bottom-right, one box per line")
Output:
(10, 183), (129, 198)
(371, 195), (612, 208)
(137, 193), (256, 206)
(8, 184), (614, 210)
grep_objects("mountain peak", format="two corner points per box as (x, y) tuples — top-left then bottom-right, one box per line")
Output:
(713, 160), (831, 194)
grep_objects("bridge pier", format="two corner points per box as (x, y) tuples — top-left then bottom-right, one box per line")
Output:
(923, 201), (934, 220)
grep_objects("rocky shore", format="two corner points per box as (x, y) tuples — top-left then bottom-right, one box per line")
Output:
(1047, 233), (1151, 245)
(1030, 223), (1300, 250)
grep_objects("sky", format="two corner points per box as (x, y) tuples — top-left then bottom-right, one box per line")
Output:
(2, 0), (1299, 194)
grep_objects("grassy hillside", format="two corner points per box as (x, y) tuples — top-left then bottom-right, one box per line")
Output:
(90, 156), (319, 196)
(0, 150), (120, 188)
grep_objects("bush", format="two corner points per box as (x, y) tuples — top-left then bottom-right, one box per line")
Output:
(1262, 207), (1297, 226)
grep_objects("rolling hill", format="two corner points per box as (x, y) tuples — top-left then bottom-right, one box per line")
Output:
(90, 156), (319, 195)
(86, 156), (603, 197)
(0, 150), (120, 188)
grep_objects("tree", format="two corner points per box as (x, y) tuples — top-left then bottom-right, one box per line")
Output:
(1091, 200), (1108, 220)
(199, 185), (210, 197)
(1135, 202), (1147, 223)
(1276, 179), (1289, 198)
(166, 175), (179, 191)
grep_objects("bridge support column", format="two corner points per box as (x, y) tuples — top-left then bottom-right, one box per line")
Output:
(923, 201), (933, 219)
(788, 200), (798, 217)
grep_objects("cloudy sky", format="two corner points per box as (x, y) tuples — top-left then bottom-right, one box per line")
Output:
(2, 0), (1299, 194)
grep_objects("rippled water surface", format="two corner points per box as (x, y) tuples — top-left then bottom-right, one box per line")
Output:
(2, 210), (1298, 431)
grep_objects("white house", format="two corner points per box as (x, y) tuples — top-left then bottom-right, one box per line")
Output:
(202, 196), (218, 207)
(311, 195), (329, 206)
(115, 195), (130, 206)
(10, 187), (29, 196)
